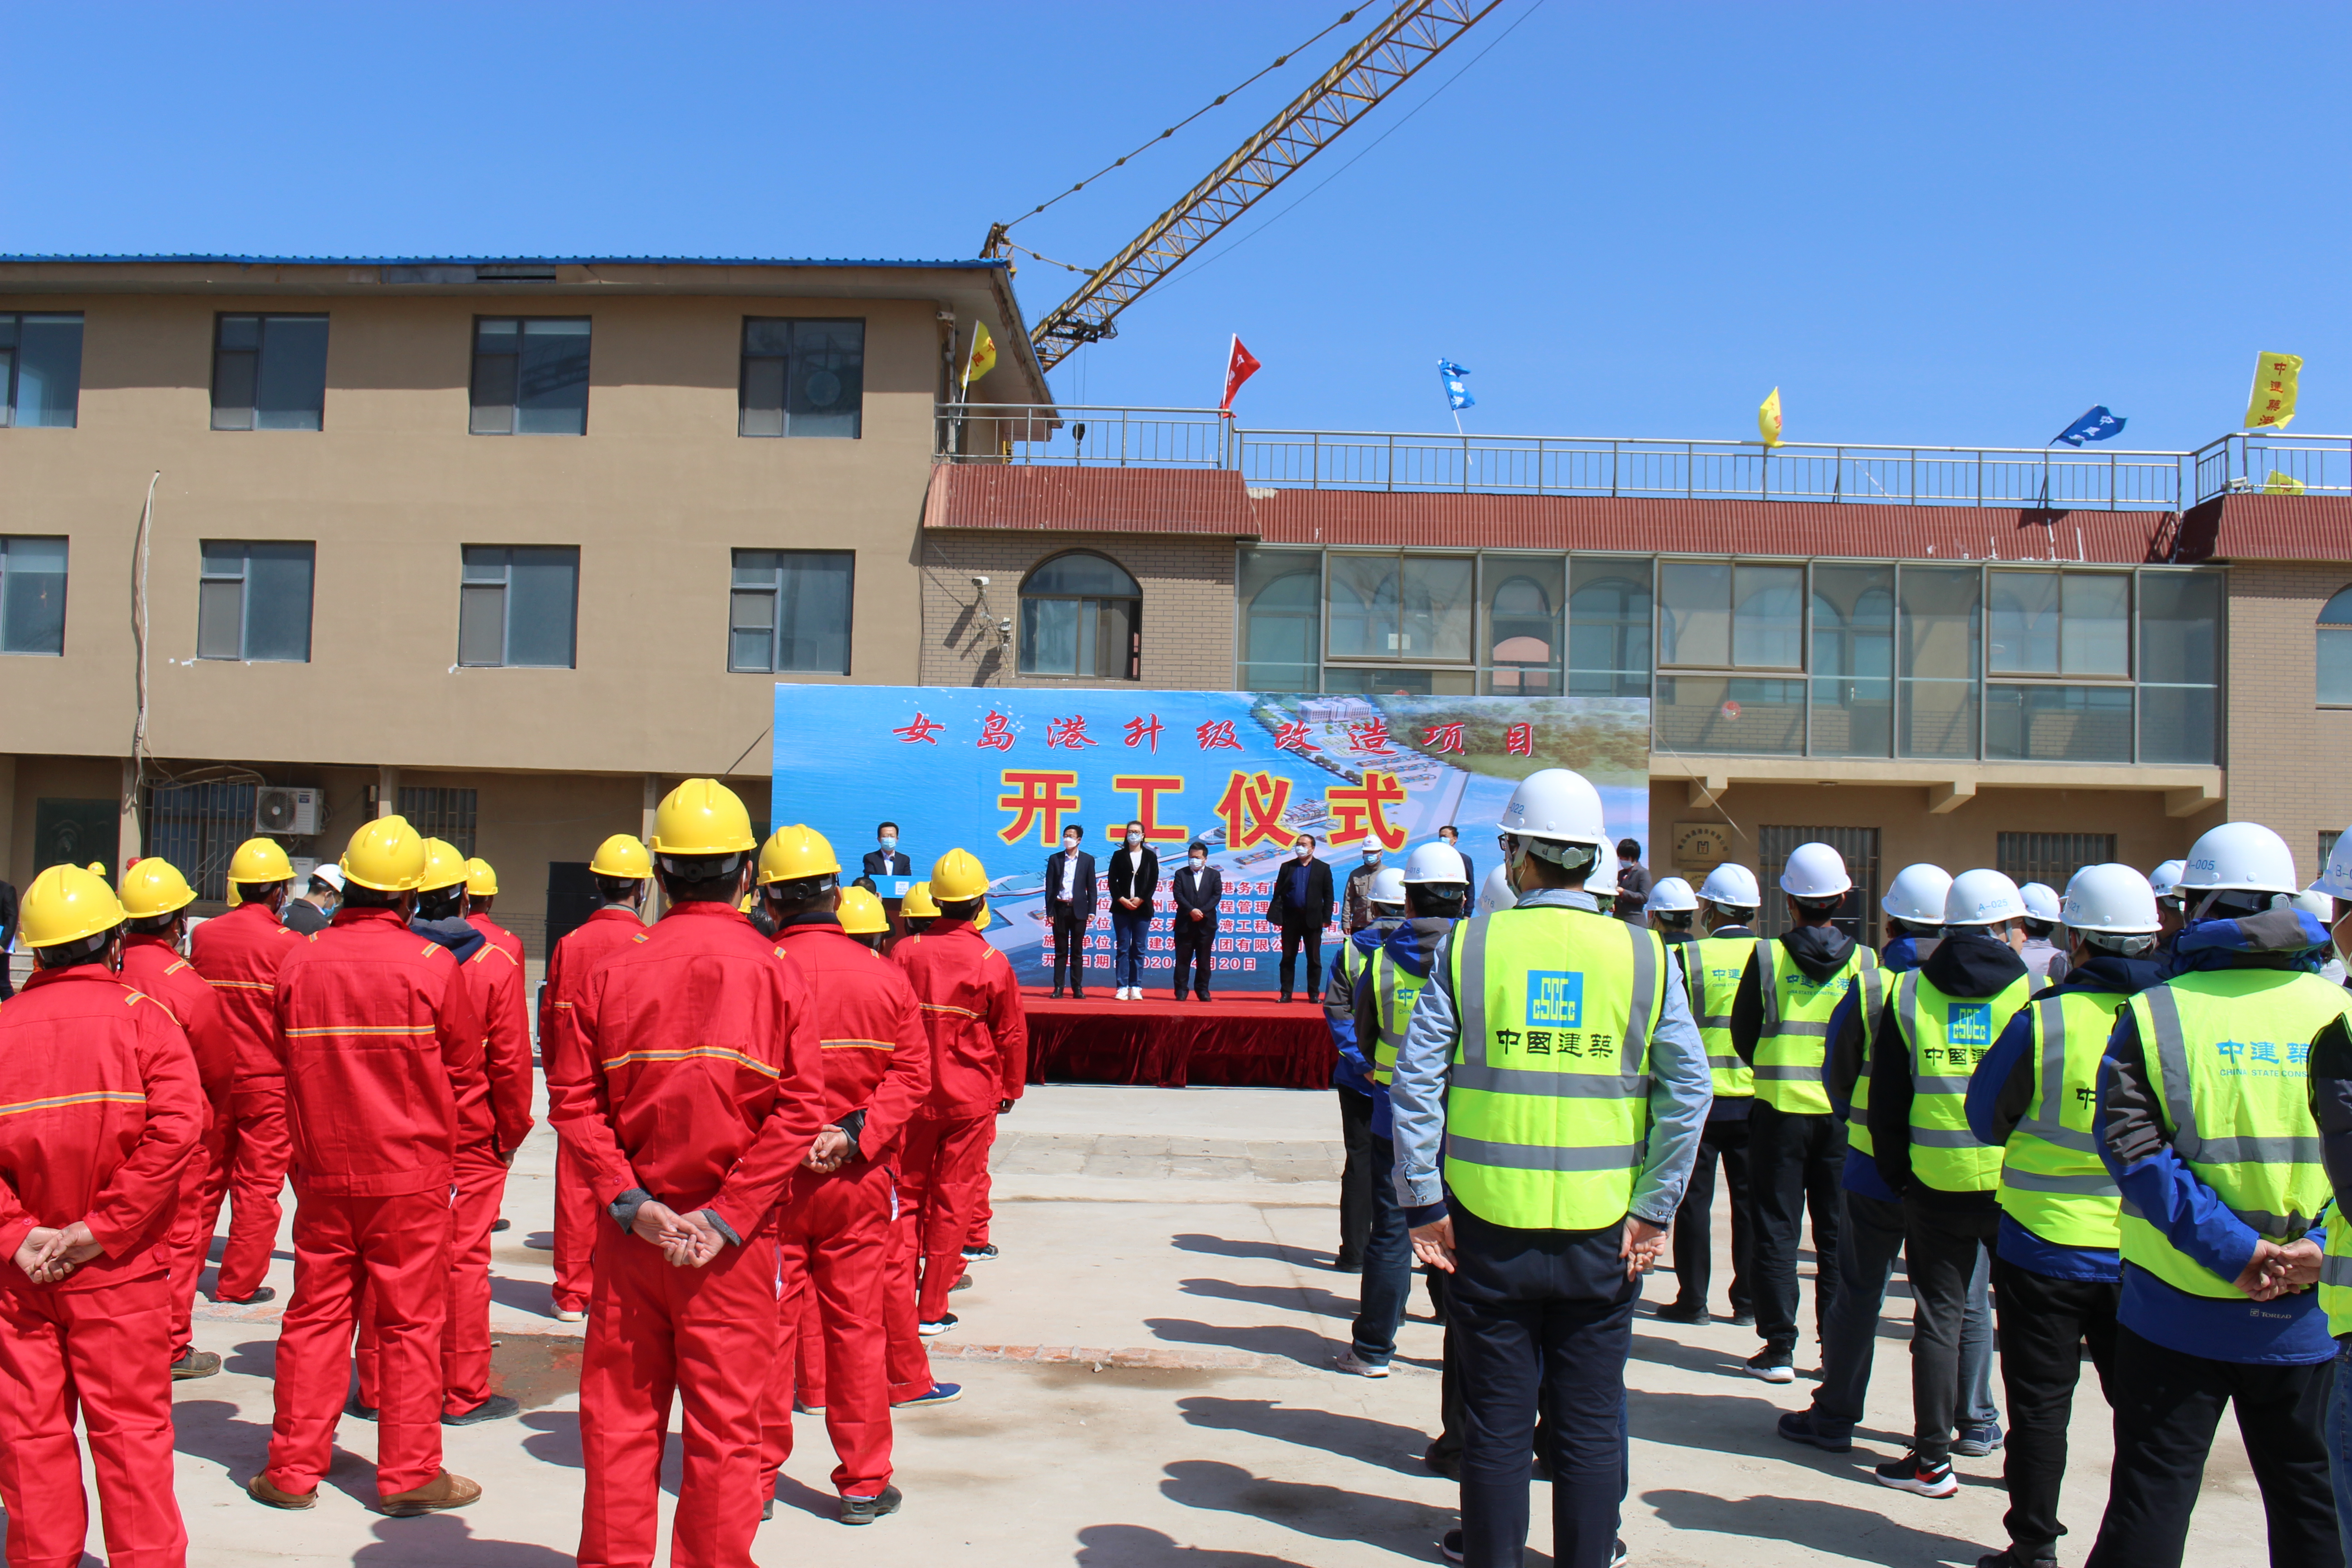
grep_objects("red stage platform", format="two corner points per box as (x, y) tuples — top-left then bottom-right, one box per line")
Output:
(1020, 987), (1334, 1090)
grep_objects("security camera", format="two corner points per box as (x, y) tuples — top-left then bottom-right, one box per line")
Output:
(970, 574), (991, 588)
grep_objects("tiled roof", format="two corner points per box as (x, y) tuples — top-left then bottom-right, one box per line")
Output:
(2175, 494), (2352, 563)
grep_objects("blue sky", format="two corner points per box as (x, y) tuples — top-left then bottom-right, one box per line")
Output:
(12, 1), (2347, 449)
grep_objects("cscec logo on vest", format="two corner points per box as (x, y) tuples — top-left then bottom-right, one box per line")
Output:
(1948, 1002), (1994, 1047)
(1527, 971), (1585, 1028)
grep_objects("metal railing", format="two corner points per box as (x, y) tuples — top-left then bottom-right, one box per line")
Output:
(2190, 431), (2352, 503)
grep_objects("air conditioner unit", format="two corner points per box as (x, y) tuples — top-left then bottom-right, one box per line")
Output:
(254, 787), (322, 837)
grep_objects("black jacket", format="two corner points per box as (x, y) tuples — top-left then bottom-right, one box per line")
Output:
(1266, 856), (1335, 933)
(1731, 921), (1861, 1068)
(1108, 844), (1161, 908)
(1044, 849), (1098, 923)
(862, 849), (913, 877)
(1867, 931), (2027, 1209)
(1171, 864), (1222, 931)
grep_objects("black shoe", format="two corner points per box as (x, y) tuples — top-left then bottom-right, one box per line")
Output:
(216, 1285), (276, 1305)
(1439, 1528), (1464, 1564)
(1279, 993), (1293, 1004)
(1651, 1301), (1705, 1324)
(1070, 988), (1086, 1000)
(1728, 1311), (1756, 1327)
(840, 1485), (902, 1525)
(1424, 1445), (1460, 1482)
(1051, 988), (1065, 999)
(345, 1394), (379, 1422)
(761, 1498), (774, 1521)
(1196, 993), (1210, 1002)
(1776, 1408), (1852, 1453)
(961, 1243), (999, 1262)
(1873, 1450), (1958, 1497)
(1744, 1348), (1795, 1383)
(442, 1394), (519, 1426)
(1977, 1551), (2058, 1568)
(489, 1217), (510, 1233)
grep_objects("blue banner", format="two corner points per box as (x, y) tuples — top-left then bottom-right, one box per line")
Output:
(773, 687), (1649, 987)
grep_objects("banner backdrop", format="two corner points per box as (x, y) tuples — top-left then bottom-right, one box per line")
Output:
(773, 686), (1650, 988)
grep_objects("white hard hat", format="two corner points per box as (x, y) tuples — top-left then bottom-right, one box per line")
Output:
(310, 864), (345, 893)
(2019, 882), (2063, 923)
(2316, 829), (2352, 901)
(2292, 883), (2336, 922)
(1586, 857), (1619, 897)
(2148, 859), (2186, 901)
(2177, 822), (2300, 897)
(1494, 768), (1607, 846)
(1945, 868), (2028, 927)
(1882, 863), (1953, 926)
(1778, 842), (1852, 899)
(2061, 863), (2160, 934)
(1645, 876), (1699, 914)
(1478, 863), (1515, 916)
(1367, 867), (1408, 906)
(1402, 842), (1469, 885)
(1695, 862), (1760, 907)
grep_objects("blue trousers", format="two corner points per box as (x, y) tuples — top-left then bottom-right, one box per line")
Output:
(1348, 1137), (1413, 1365)
(1111, 907), (1148, 987)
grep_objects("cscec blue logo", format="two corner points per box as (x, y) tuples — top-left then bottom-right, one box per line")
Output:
(1527, 971), (1584, 1028)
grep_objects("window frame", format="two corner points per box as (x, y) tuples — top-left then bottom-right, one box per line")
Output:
(456, 545), (580, 669)
(196, 539), (315, 663)
(210, 313), (330, 432)
(469, 316), (592, 437)
(1322, 549), (1478, 667)
(0, 534), (70, 657)
(1655, 557), (1809, 674)
(1018, 550), (1142, 681)
(1986, 567), (2134, 682)
(2318, 586), (2352, 709)
(0, 312), (84, 430)
(738, 317), (867, 439)
(726, 548), (855, 675)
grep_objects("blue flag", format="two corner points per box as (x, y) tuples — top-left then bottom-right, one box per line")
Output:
(1438, 359), (1475, 412)
(2050, 406), (2126, 446)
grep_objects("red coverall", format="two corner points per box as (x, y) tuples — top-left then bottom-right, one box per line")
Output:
(466, 911), (524, 967)
(538, 906), (646, 1315)
(892, 919), (1027, 1324)
(0, 963), (202, 1568)
(550, 900), (825, 1568)
(117, 934), (237, 1365)
(186, 901), (304, 1302)
(262, 905), (483, 1503)
(757, 913), (931, 1500)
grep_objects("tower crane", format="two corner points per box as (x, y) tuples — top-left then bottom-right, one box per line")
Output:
(985, 0), (1503, 372)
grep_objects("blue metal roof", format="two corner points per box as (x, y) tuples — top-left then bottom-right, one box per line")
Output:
(0, 254), (1005, 269)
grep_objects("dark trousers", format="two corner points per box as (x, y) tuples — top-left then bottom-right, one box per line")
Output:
(1112, 906), (1147, 988)
(1334, 1089), (1374, 1267)
(2084, 1326), (2340, 1568)
(1901, 1200), (1999, 1464)
(1668, 1113), (1752, 1318)
(1172, 924), (1211, 998)
(1450, 1207), (1638, 1568)
(1049, 909), (1085, 991)
(1279, 926), (1322, 999)
(1348, 1137), (1413, 1365)
(1990, 1257), (2118, 1558)
(1747, 1100), (1844, 1354)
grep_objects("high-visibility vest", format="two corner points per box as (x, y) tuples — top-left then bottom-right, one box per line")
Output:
(1681, 934), (1756, 1101)
(2117, 970), (2352, 1300)
(1995, 990), (2127, 1245)
(1442, 903), (1665, 1230)
(1895, 969), (2028, 1193)
(1844, 964), (1891, 1156)
(2323, 1202), (2352, 1337)
(1753, 937), (1879, 1115)
(1368, 943), (1433, 1087)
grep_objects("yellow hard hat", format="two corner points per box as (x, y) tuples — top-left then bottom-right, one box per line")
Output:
(21, 863), (127, 949)
(86, 861), (107, 878)
(229, 837), (296, 884)
(589, 833), (653, 879)
(901, 882), (940, 919)
(737, 892), (755, 914)
(120, 857), (197, 920)
(930, 848), (990, 903)
(226, 882), (243, 908)
(837, 886), (888, 935)
(652, 779), (755, 856)
(416, 838), (469, 893)
(758, 824), (840, 886)
(465, 857), (499, 896)
(342, 815), (429, 892)
(971, 902), (992, 931)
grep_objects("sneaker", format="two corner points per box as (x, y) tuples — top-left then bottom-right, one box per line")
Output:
(1744, 1348), (1795, 1383)
(1333, 1348), (1390, 1378)
(215, 1285), (275, 1305)
(1873, 1450), (1958, 1498)
(379, 1470), (483, 1516)
(918, 1313), (959, 1337)
(1775, 1408), (1852, 1453)
(345, 1394), (379, 1422)
(1608, 1542), (1629, 1568)
(489, 1217), (511, 1232)
(894, 1382), (963, 1408)
(172, 1349), (222, 1380)
(1976, 1550), (2058, 1568)
(840, 1485), (902, 1525)
(1728, 1311), (1756, 1327)
(962, 1243), (999, 1262)
(551, 1306), (587, 1324)
(1651, 1301), (1705, 1324)
(1440, 1528), (1465, 1564)
(951, 1273), (973, 1291)
(1951, 1420), (2005, 1458)
(443, 1394), (519, 1426)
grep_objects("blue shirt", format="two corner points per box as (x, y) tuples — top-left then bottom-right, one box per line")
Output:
(1347, 916), (1453, 1142)
(1328, 920), (1396, 1132)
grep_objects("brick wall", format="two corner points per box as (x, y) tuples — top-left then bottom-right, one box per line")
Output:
(2225, 560), (2352, 880)
(916, 530), (1236, 690)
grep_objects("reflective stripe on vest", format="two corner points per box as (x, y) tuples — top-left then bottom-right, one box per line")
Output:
(1995, 991), (2125, 1249)
(1754, 938), (1877, 1115)
(1443, 905), (1662, 1230)
(1369, 947), (1429, 1087)
(1683, 934), (1756, 1102)
(2323, 1209), (2352, 1338)
(1897, 968), (2028, 1194)
(1846, 965), (1888, 1156)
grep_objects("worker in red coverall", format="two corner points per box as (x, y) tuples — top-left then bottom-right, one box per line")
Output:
(538, 833), (653, 1324)
(351, 838), (532, 1425)
(750, 828), (936, 1527)
(116, 855), (238, 1382)
(462, 857), (523, 965)
(246, 815), (485, 1517)
(893, 848), (1027, 1338)
(548, 780), (828, 1567)
(186, 836), (305, 1306)
(0, 863), (202, 1568)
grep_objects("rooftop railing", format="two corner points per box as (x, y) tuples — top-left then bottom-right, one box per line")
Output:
(937, 405), (2352, 511)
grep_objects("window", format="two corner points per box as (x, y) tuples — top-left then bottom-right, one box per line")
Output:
(198, 542), (314, 662)
(1810, 564), (1894, 758)
(398, 787), (478, 856)
(1485, 556), (1564, 695)
(1988, 570), (2130, 677)
(740, 319), (864, 438)
(1566, 557), (1651, 698)
(730, 550), (853, 674)
(144, 783), (258, 902)
(1899, 565), (1981, 760)
(2142, 570), (2221, 762)
(0, 536), (68, 655)
(459, 546), (578, 667)
(1759, 826), (1880, 948)
(470, 318), (590, 435)
(2320, 588), (2352, 706)
(211, 314), (328, 431)
(1997, 832), (2115, 896)
(1019, 552), (1140, 679)
(1658, 561), (1804, 669)
(1327, 554), (1474, 663)
(1238, 548), (1319, 692)
(0, 313), (82, 428)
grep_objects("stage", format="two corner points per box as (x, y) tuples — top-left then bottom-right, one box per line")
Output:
(1020, 987), (1335, 1090)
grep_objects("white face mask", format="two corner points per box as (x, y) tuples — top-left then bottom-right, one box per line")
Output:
(1189, 855), (1206, 869)
(1064, 838), (1081, 853)
(1294, 844), (1312, 859)
(1127, 832), (1142, 846)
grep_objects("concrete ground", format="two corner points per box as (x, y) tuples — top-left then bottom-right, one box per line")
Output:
(142, 1084), (2276, 1566)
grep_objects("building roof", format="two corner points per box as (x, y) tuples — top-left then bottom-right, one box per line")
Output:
(0, 254), (1006, 269)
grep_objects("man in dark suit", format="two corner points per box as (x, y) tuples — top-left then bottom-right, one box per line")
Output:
(1107, 820), (1161, 1001)
(1169, 842), (1222, 1002)
(1439, 824), (1473, 892)
(861, 821), (914, 881)
(1043, 824), (1097, 999)
(1265, 833), (1335, 1003)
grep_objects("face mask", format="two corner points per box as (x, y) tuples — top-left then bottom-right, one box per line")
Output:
(1127, 832), (1142, 846)
(1190, 855), (1206, 869)
(879, 835), (897, 851)
(1294, 844), (1312, 860)
(1364, 850), (1381, 863)
(1064, 838), (1080, 853)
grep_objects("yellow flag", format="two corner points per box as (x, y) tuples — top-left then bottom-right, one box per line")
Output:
(1758, 387), (1784, 448)
(2244, 351), (2302, 429)
(2263, 469), (2307, 495)
(963, 321), (997, 390)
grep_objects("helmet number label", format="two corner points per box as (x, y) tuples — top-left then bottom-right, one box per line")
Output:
(1526, 971), (1585, 1029)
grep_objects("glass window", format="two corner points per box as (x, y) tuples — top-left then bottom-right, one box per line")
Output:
(1485, 556), (1564, 695)
(2063, 573), (2130, 677)
(1238, 547), (1319, 692)
(2321, 587), (2352, 706)
(1990, 570), (2128, 677)
(457, 545), (578, 667)
(1567, 556), (1651, 698)
(728, 549), (853, 674)
(211, 314), (328, 431)
(196, 541), (314, 662)
(1658, 561), (1730, 667)
(1019, 552), (1140, 679)
(1326, 553), (1473, 663)
(1986, 684), (2133, 762)
(1322, 665), (1476, 697)
(740, 318), (864, 438)
(470, 318), (589, 436)
(0, 313), (83, 429)
(1899, 565), (1981, 759)
(1659, 560), (1803, 669)
(1326, 554), (1397, 660)
(1809, 564), (1894, 758)
(0, 536), (68, 654)
(1400, 556), (1475, 662)
(2140, 569), (2222, 763)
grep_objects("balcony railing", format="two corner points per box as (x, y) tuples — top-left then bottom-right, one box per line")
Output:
(937, 404), (2352, 512)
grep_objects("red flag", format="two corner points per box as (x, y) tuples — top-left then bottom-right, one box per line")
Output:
(1220, 335), (1261, 417)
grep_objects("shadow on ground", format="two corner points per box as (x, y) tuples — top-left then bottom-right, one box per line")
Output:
(1177, 1396), (1432, 1477)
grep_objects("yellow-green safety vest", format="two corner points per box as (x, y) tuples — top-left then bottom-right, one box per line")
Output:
(1896, 968), (2028, 1193)
(2117, 970), (2350, 1301)
(2323, 1209), (2352, 1337)
(1995, 990), (2127, 1246)
(1368, 942), (1435, 1087)
(1754, 937), (1879, 1115)
(1443, 903), (1666, 1230)
(1844, 964), (1890, 1157)
(1680, 934), (1756, 1101)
